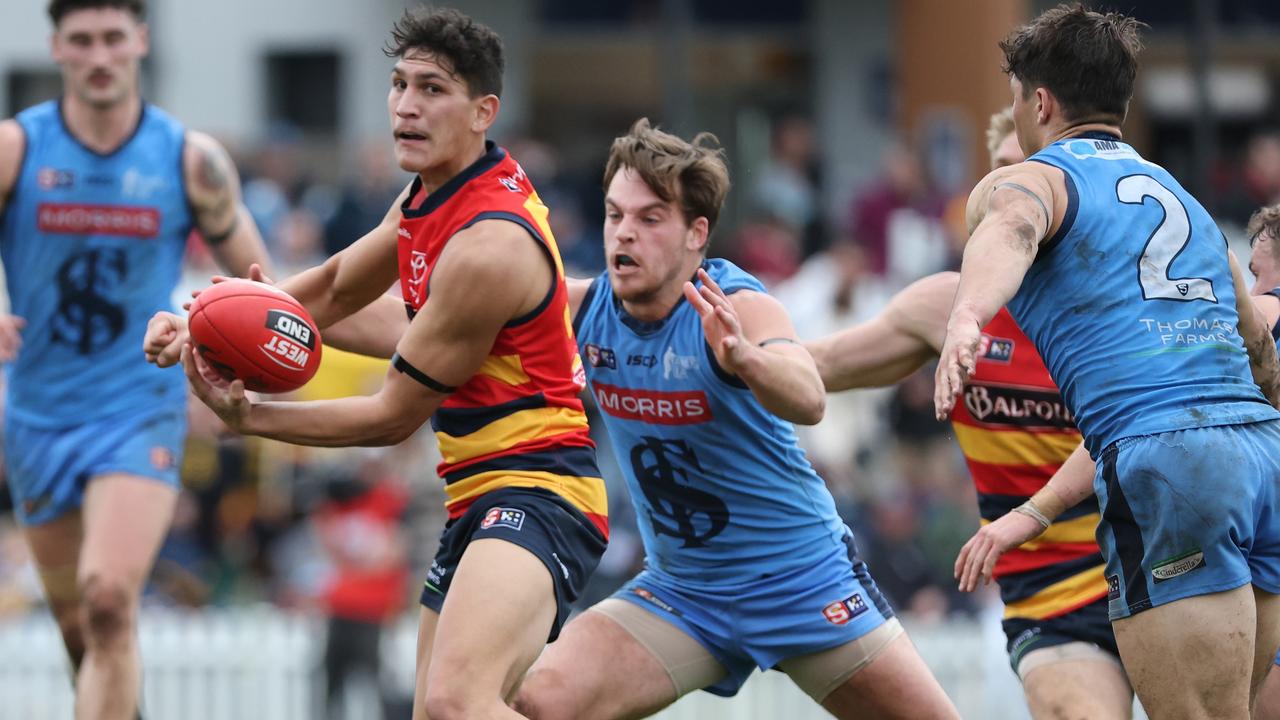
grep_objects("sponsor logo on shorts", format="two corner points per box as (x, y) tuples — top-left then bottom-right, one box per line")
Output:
(633, 587), (679, 615)
(584, 343), (617, 369)
(822, 593), (869, 626)
(21, 493), (52, 518)
(150, 446), (174, 471)
(1107, 574), (1120, 601)
(1151, 549), (1206, 584)
(594, 382), (711, 425)
(480, 507), (526, 531)
(426, 561), (448, 590)
(1009, 628), (1042, 665)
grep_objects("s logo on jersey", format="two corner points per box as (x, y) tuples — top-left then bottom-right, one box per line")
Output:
(480, 507), (526, 531)
(585, 343), (617, 369)
(822, 593), (868, 625)
(630, 437), (729, 548)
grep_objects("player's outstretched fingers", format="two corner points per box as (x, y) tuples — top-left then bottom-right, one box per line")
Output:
(682, 281), (713, 316)
(247, 263), (275, 285)
(696, 268), (727, 299)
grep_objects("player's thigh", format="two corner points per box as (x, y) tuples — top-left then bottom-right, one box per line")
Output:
(790, 621), (958, 720)
(424, 538), (557, 702)
(1253, 589), (1280, 705)
(23, 512), (85, 627)
(411, 606), (440, 720)
(517, 598), (725, 720)
(1256, 661), (1280, 720)
(1112, 585), (1254, 720)
(77, 473), (178, 593)
(1021, 647), (1131, 720)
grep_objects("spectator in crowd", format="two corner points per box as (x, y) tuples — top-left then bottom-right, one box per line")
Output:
(847, 140), (948, 283)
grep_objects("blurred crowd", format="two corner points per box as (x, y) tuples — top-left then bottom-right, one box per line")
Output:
(2, 113), (1280, 712)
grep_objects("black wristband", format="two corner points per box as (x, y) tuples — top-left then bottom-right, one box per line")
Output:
(392, 352), (457, 393)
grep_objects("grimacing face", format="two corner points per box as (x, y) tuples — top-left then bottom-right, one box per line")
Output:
(1250, 228), (1280, 285)
(603, 167), (705, 306)
(51, 7), (148, 110)
(388, 50), (487, 174)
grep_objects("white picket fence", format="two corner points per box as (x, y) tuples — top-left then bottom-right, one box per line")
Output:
(0, 606), (1144, 719)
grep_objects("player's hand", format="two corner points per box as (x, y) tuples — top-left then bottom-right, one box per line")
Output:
(954, 511), (1045, 592)
(684, 269), (752, 374)
(181, 343), (251, 433)
(205, 263), (275, 290)
(0, 314), (25, 363)
(145, 312), (189, 367)
(934, 316), (983, 419)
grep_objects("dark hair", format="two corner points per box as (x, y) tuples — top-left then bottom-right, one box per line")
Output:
(383, 6), (504, 98)
(603, 118), (731, 235)
(1000, 3), (1145, 124)
(48, 0), (144, 24)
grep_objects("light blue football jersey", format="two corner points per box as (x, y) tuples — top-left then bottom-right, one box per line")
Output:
(1, 101), (191, 426)
(1006, 132), (1279, 456)
(574, 258), (850, 585)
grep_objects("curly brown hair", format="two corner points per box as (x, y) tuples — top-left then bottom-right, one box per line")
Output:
(384, 6), (504, 98)
(1248, 204), (1280, 257)
(603, 118), (731, 234)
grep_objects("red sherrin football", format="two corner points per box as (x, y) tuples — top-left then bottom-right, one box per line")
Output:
(187, 279), (322, 393)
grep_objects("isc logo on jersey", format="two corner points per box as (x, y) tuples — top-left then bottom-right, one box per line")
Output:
(260, 310), (315, 371)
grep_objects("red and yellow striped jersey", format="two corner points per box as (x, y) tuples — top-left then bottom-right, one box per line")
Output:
(397, 143), (607, 538)
(950, 308), (1104, 620)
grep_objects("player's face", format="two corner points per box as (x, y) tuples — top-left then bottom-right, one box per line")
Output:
(51, 8), (148, 109)
(603, 168), (705, 304)
(388, 51), (489, 174)
(991, 131), (1025, 170)
(1250, 229), (1279, 284)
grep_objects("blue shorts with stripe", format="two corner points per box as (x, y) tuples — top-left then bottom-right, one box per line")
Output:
(1096, 420), (1280, 620)
(609, 527), (894, 697)
(4, 403), (186, 526)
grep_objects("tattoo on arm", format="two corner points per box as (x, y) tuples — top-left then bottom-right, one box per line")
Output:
(192, 141), (237, 238)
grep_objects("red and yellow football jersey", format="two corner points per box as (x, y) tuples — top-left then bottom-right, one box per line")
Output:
(950, 308), (1104, 620)
(397, 143), (607, 538)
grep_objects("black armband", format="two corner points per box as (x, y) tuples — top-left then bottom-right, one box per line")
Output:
(203, 215), (240, 246)
(392, 352), (457, 393)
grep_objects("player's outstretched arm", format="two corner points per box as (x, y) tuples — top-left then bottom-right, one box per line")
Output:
(1231, 251), (1280, 407)
(183, 131), (272, 278)
(935, 165), (1058, 419)
(806, 272), (957, 391)
(954, 441), (1095, 591)
(183, 220), (550, 447)
(684, 269), (825, 425)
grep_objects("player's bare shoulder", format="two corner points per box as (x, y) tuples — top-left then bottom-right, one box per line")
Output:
(966, 160), (1067, 240)
(0, 120), (26, 208)
(436, 219), (552, 317)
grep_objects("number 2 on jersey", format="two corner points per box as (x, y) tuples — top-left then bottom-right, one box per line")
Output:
(1117, 174), (1217, 303)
